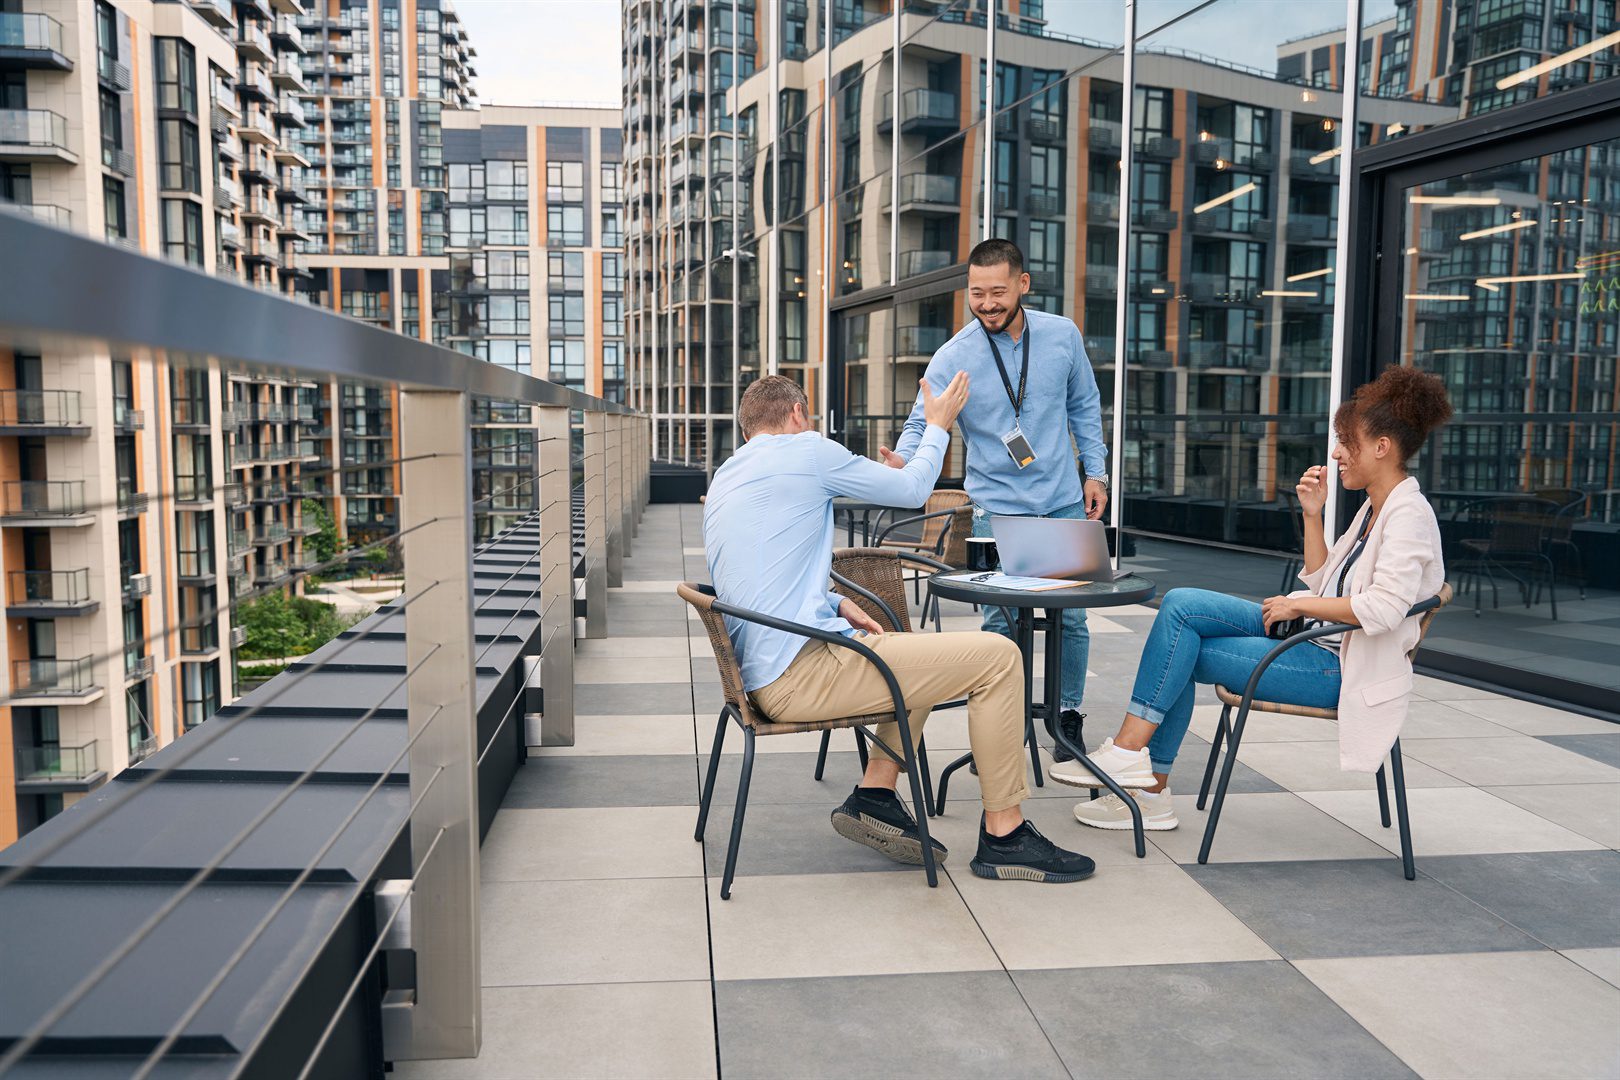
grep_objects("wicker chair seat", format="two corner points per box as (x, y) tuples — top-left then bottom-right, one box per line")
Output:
(1212, 685), (1338, 719)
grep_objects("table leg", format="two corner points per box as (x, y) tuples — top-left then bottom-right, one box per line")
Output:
(845, 510), (856, 548)
(1045, 608), (1146, 858)
(1019, 609), (1043, 788)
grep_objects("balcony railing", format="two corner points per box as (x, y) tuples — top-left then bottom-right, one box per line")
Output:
(0, 12), (68, 62)
(3, 479), (85, 518)
(7, 568), (92, 609)
(896, 325), (951, 356)
(0, 108), (72, 157)
(12, 656), (97, 697)
(0, 388), (83, 428)
(14, 741), (98, 783)
(0, 210), (649, 1079)
(897, 249), (954, 278)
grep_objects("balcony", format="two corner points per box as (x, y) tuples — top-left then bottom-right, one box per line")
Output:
(270, 14), (305, 51)
(12, 741), (104, 791)
(11, 656), (99, 700)
(125, 653), (155, 681)
(189, 0), (234, 27)
(253, 557), (289, 584)
(1290, 147), (1340, 178)
(117, 478), (149, 516)
(253, 522), (290, 546)
(897, 249), (954, 278)
(1088, 119), (1122, 150)
(0, 11), (72, 70)
(877, 88), (960, 135)
(113, 399), (143, 431)
(235, 22), (275, 64)
(896, 172), (960, 213)
(895, 325), (950, 357)
(272, 55), (307, 92)
(0, 108), (75, 163)
(2, 479), (90, 525)
(274, 93), (306, 126)
(0, 388), (87, 436)
(0, 197), (71, 229)
(7, 569), (96, 618)
(1087, 192), (1120, 223)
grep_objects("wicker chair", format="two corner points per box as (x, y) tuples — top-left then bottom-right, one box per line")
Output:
(1196, 584), (1454, 880)
(679, 582), (939, 899)
(806, 548), (962, 809)
(873, 490), (974, 629)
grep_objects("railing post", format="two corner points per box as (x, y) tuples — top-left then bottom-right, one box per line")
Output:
(582, 412), (609, 638)
(390, 387), (481, 1061)
(604, 413), (625, 587)
(537, 404), (575, 746)
(618, 413), (635, 559)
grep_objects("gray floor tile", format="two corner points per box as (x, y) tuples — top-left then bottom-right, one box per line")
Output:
(715, 971), (1067, 1080)
(575, 681), (696, 715)
(1185, 858), (1545, 959)
(1485, 783), (1620, 848)
(700, 799), (917, 877)
(1016, 961), (1416, 1080)
(698, 750), (874, 806)
(483, 806), (704, 882)
(502, 754), (700, 808)
(393, 981), (718, 1079)
(1538, 732), (1620, 770)
(1297, 952), (1620, 1080)
(1163, 734), (1289, 797)
(1419, 850), (1620, 950)
(1562, 947), (1620, 990)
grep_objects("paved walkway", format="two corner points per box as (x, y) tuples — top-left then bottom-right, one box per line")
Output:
(400, 504), (1620, 1080)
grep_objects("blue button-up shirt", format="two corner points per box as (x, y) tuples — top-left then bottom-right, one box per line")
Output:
(703, 425), (949, 692)
(893, 308), (1107, 517)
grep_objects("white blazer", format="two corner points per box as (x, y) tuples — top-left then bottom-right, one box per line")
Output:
(1291, 475), (1446, 772)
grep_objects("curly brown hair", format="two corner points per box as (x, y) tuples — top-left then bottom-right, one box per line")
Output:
(1333, 365), (1454, 461)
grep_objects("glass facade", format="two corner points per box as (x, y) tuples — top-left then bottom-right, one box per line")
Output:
(622, 0), (1618, 703)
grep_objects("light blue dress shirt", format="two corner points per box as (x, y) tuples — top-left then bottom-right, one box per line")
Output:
(892, 308), (1107, 516)
(703, 425), (950, 692)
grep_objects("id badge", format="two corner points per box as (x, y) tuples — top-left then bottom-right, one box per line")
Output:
(1001, 425), (1037, 469)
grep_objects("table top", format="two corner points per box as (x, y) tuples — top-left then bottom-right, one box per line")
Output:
(928, 570), (1156, 609)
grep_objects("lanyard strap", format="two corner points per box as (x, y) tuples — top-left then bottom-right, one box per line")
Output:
(982, 318), (1029, 418)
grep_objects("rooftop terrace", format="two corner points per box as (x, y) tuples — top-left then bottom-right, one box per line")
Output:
(394, 503), (1619, 1080)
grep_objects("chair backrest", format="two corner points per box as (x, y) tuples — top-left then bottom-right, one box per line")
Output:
(1408, 582), (1454, 661)
(676, 582), (764, 726)
(938, 504), (974, 568)
(1483, 496), (1560, 552)
(920, 489), (972, 550)
(830, 548), (914, 633)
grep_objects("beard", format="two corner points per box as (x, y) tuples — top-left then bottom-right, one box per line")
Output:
(975, 299), (1023, 336)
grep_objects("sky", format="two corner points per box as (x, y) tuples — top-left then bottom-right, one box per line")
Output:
(451, 0), (1402, 108)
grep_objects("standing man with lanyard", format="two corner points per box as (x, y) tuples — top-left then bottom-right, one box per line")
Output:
(886, 238), (1109, 765)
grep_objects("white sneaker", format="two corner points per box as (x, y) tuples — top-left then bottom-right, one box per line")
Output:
(1047, 737), (1157, 789)
(1073, 787), (1179, 831)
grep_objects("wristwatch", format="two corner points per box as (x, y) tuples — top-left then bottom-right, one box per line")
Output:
(1086, 474), (1109, 490)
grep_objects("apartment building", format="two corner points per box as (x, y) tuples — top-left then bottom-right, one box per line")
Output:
(0, 0), (331, 844)
(439, 104), (626, 540)
(283, 0), (474, 546)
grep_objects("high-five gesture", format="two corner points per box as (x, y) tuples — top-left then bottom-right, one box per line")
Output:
(921, 371), (970, 431)
(1296, 464), (1328, 517)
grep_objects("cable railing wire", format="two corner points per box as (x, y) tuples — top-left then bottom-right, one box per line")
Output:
(293, 821), (447, 1080)
(0, 645), (444, 1074)
(0, 578), (445, 897)
(127, 700), (449, 1080)
(0, 515), (446, 712)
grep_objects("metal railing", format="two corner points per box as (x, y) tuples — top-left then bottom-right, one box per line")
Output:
(0, 388), (81, 427)
(0, 209), (650, 1078)
(14, 742), (98, 783)
(7, 568), (91, 608)
(0, 12), (66, 55)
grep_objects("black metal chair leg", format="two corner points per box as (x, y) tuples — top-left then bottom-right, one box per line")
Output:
(1197, 701), (1250, 864)
(918, 735), (935, 817)
(1197, 705), (1229, 810)
(720, 728), (756, 900)
(897, 723), (939, 888)
(813, 728), (832, 780)
(1390, 740), (1416, 881)
(934, 752), (970, 817)
(695, 709), (730, 840)
(854, 726), (869, 770)
(1375, 766), (1391, 828)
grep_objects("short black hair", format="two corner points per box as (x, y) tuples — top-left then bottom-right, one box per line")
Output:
(969, 238), (1025, 276)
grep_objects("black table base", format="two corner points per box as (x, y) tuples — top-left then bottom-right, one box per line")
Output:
(933, 606), (1147, 858)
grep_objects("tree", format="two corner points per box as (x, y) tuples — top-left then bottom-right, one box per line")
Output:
(237, 593), (308, 660)
(301, 497), (340, 564)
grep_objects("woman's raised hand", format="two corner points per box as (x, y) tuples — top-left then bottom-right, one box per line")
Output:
(1296, 465), (1328, 517)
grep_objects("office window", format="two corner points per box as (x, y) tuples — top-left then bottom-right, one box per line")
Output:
(600, 162), (622, 203)
(103, 177), (126, 241)
(181, 660), (220, 730)
(99, 89), (122, 167)
(485, 160), (527, 201)
(159, 118), (200, 193)
(546, 204), (585, 245)
(548, 339), (586, 386)
(546, 161), (584, 203)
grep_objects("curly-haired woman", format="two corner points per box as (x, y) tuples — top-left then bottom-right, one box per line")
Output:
(1053, 366), (1455, 831)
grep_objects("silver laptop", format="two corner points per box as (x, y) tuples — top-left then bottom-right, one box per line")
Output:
(990, 516), (1125, 582)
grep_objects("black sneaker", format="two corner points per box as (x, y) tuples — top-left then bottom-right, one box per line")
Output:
(969, 819), (1095, 883)
(1049, 710), (1087, 764)
(831, 786), (948, 866)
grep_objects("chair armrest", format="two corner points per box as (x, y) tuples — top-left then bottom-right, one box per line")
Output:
(707, 595), (910, 726)
(829, 571), (904, 632)
(894, 551), (952, 574)
(1406, 595), (1442, 618)
(1236, 593), (1439, 712)
(873, 507), (958, 548)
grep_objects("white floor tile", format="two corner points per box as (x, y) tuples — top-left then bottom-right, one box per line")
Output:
(1300, 787), (1604, 857)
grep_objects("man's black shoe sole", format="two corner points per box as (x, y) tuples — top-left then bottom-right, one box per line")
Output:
(831, 809), (947, 866)
(967, 858), (1095, 883)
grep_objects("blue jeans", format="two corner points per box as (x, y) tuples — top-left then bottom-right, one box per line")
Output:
(1130, 588), (1341, 773)
(973, 502), (1089, 711)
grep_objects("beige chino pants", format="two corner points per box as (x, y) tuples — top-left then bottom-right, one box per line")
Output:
(751, 630), (1030, 812)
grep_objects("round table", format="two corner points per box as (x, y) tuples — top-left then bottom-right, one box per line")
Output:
(832, 497), (922, 547)
(927, 571), (1158, 857)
